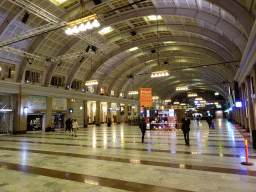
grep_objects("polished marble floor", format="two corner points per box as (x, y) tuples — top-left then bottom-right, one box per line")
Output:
(0, 119), (256, 192)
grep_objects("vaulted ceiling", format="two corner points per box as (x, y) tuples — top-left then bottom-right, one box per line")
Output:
(0, 0), (255, 101)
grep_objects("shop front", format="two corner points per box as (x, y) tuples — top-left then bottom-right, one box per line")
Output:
(27, 95), (47, 131)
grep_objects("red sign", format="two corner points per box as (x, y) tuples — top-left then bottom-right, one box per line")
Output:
(140, 88), (152, 109)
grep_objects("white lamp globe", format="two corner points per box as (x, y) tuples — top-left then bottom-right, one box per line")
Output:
(65, 28), (73, 35)
(92, 19), (100, 27)
(78, 23), (86, 31)
(86, 21), (93, 29)
(72, 26), (79, 33)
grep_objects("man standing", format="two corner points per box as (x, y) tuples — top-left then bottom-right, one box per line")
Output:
(181, 116), (191, 146)
(139, 118), (147, 143)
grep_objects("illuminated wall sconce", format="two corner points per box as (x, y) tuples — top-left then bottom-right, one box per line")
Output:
(24, 106), (28, 113)
(215, 92), (219, 96)
(151, 70), (169, 78)
(80, 106), (83, 110)
(85, 80), (98, 86)
(176, 86), (188, 91)
(129, 91), (138, 95)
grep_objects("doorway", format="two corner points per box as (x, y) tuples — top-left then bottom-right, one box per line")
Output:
(27, 115), (43, 131)
(52, 114), (65, 128)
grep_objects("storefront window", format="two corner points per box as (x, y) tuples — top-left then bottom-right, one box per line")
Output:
(0, 93), (14, 134)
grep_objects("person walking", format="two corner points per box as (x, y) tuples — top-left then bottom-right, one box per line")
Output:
(65, 118), (72, 133)
(206, 116), (212, 129)
(139, 117), (147, 143)
(72, 119), (79, 137)
(181, 116), (191, 146)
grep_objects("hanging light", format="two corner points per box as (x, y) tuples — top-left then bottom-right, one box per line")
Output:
(78, 23), (86, 31)
(92, 19), (100, 27)
(151, 70), (169, 78)
(85, 80), (98, 86)
(129, 91), (138, 95)
(65, 14), (98, 35)
(65, 27), (73, 35)
(72, 26), (79, 33)
(176, 86), (188, 91)
(188, 93), (197, 97)
(86, 21), (93, 29)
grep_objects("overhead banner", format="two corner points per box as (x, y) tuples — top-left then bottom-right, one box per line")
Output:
(140, 88), (152, 109)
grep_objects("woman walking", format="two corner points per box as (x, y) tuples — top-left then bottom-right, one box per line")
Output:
(72, 119), (79, 137)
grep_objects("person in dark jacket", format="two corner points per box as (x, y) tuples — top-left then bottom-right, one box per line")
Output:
(139, 118), (147, 143)
(107, 117), (111, 127)
(206, 116), (212, 129)
(65, 118), (72, 133)
(181, 117), (191, 146)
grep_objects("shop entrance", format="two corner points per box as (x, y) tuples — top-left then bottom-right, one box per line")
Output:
(52, 114), (65, 128)
(27, 115), (43, 131)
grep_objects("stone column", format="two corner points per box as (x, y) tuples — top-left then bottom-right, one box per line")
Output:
(241, 83), (248, 129)
(84, 100), (88, 127)
(66, 98), (72, 119)
(131, 106), (135, 120)
(137, 104), (141, 119)
(246, 76), (255, 132)
(107, 102), (111, 122)
(46, 96), (52, 128)
(13, 93), (28, 134)
(124, 104), (128, 123)
(116, 103), (121, 124)
(95, 101), (101, 126)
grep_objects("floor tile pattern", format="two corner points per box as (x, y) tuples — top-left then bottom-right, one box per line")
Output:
(0, 119), (256, 192)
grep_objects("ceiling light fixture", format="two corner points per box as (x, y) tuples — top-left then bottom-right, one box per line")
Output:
(176, 86), (188, 91)
(195, 97), (203, 101)
(174, 102), (180, 105)
(129, 91), (138, 95)
(128, 47), (138, 52)
(85, 80), (98, 86)
(98, 26), (113, 35)
(152, 96), (159, 100)
(188, 93), (197, 97)
(65, 14), (99, 35)
(151, 70), (169, 78)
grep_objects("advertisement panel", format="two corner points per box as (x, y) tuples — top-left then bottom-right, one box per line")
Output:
(140, 88), (152, 109)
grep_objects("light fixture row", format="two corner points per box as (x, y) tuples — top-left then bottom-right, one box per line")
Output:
(85, 80), (98, 86)
(65, 14), (100, 35)
(176, 86), (188, 91)
(129, 91), (138, 95)
(151, 70), (169, 78)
